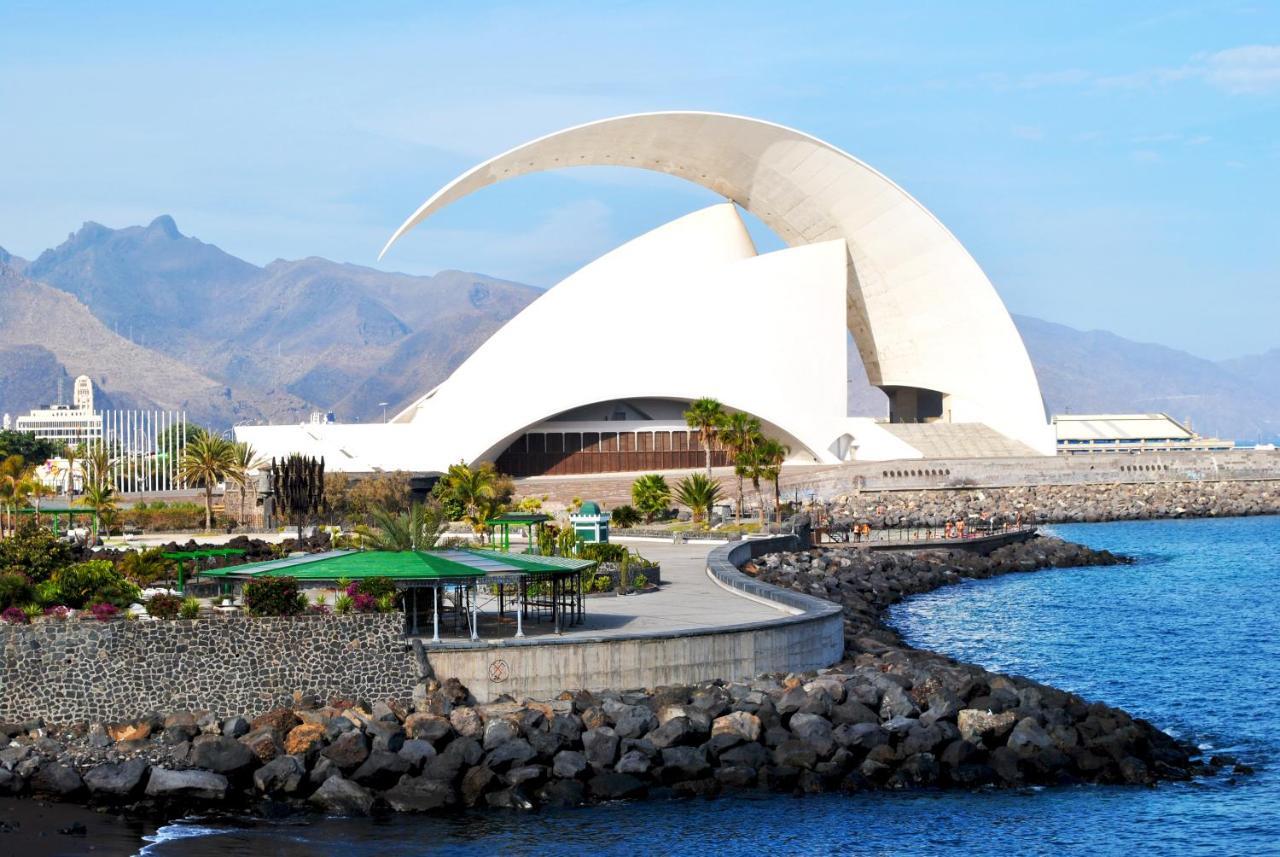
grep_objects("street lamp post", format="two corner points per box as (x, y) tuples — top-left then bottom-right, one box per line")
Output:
(379, 402), (389, 423)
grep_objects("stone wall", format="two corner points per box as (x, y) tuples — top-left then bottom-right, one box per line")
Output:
(824, 480), (1280, 527)
(0, 614), (415, 725)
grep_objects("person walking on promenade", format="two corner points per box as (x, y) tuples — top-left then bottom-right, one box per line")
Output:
(957, 518), (967, 539)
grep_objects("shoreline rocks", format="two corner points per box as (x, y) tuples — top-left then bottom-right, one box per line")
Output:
(0, 536), (1233, 822)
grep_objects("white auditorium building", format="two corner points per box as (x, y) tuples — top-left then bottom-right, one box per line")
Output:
(237, 112), (1055, 475)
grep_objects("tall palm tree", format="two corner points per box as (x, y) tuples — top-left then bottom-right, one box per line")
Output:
(673, 473), (723, 526)
(439, 461), (500, 535)
(179, 430), (238, 532)
(230, 441), (267, 529)
(756, 438), (790, 523)
(78, 481), (117, 540)
(0, 455), (27, 538)
(720, 412), (762, 524)
(683, 397), (725, 476)
(62, 444), (81, 496)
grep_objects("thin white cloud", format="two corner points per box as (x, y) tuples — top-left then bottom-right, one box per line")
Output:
(1201, 44), (1280, 93)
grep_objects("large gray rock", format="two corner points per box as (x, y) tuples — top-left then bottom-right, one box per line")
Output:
(484, 737), (536, 771)
(587, 772), (646, 800)
(787, 713), (835, 758)
(711, 711), (761, 743)
(615, 750), (651, 775)
(607, 703), (657, 740)
(384, 775), (456, 812)
(552, 750), (588, 779)
(321, 731), (370, 772)
(582, 727), (619, 767)
(253, 755), (306, 794)
(398, 739), (437, 770)
(660, 746), (710, 781)
(145, 767), (229, 801)
(1007, 717), (1054, 756)
(645, 716), (695, 750)
(84, 758), (148, 796)
(31, 763), (84, 798)
(351, 749), (410, 789)
(309, 775), (375, 816)
(957, 709), (1018, 747)
(188, 734), (256, 774)
(482, 718), (519, 751)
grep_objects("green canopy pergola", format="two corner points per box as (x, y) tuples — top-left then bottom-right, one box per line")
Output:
(202, 548), (595, 639)
(161, 548), (247, 593)
(484, 512), (552, 551)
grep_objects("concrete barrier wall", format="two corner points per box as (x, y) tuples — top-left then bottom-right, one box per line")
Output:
(423, 535), (845, 703)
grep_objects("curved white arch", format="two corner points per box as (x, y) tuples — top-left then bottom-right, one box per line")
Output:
(381, 111), (1052, 455)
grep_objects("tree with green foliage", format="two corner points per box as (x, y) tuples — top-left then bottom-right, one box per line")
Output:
(720, 411), (763, 524)
(360, 501), (448, 551)
(673, 473), (724, 526)
(0, 430), (65, 465)
(271, 453), (326, 540)
(77, 482), (117, 539)
(683, 398), (725, 476)
(0, 455), (31, 537)
(181, 430), (239, 531)
(631, 473), (671, 523)
(437, 461), (508, 535)
(51, 560), (140, 608)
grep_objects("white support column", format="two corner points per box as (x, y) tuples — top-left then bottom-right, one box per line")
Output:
(515, 582), (524, 638)
(432, 587), (440, 642)
(470, 581), (480, 640)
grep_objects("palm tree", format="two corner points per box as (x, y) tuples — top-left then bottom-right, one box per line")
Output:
(0, 455), (28, 538)
(84, 444), (116, 492)
(631, 473), (671, 523)
(720, 412), (762, 524)
(62, 444), (81, 496)
(179, 430), (238, 532)
(683, 397), (725, 476)
(439, 461), (500, 535)
(756, 438), (790, 523)
(361, 501), (448, 551)
(230, 441), (267, 529)
(78, 481), (117, 540)
(673, 473), (723, 526)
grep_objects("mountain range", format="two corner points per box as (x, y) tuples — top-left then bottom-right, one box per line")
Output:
(1, 216), (1275, 442)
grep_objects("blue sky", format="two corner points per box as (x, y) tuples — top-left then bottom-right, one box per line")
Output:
(1, 1), (1276, 359)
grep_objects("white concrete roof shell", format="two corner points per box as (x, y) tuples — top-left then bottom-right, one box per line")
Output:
(380, 111), (1052, 454)
(1053, 414), (1194, 441)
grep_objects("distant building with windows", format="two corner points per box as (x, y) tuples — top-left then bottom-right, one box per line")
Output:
(14, 374), (103, 448)
(1053, 413), (1234, 454)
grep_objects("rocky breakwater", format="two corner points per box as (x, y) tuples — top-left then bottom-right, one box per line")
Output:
(739, 535), (1221, 789)
(828, 481), (1279, 527)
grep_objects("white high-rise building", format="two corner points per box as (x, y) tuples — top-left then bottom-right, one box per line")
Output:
(15, 374), (103, 448)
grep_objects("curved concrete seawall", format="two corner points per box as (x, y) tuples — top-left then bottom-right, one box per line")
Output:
(422, 535), (845, 702)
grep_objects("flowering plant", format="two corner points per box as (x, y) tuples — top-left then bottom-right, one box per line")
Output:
(353, 593), (377, 613)
(43, 605), (72, 621)
(88, 602), (119, 622)
(1, 606), (29, 625)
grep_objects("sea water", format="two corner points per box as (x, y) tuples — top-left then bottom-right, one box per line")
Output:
(142, 517), (1280, 856)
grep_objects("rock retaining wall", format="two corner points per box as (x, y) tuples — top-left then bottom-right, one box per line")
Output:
(825, 480), (1279, 527)
(0, 614), (415, 725)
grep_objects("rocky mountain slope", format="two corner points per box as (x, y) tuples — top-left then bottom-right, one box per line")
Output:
(0, 262), (304, 427)
(20, 218), (540, 425)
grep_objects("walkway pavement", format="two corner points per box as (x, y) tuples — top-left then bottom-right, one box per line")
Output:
(540, 538), (787, 640)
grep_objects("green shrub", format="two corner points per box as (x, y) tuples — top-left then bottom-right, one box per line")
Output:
(33, 579), (62, 606)
(0, 573), (33, 609)
(632, 572), (648, 589)
(243, 577), (303, 616)
(609, 505), (641, 528)
(334, 594), (354, 615)
(180, 597), (201, 619)
(578, 542), (626, 563)
(0, 521), (74, 583)
(146, 593), (183, 619)
(52, 560), (140, 609)
(118, 548), (171, 586)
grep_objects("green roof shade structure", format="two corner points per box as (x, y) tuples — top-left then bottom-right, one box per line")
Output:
(484, 512), (553, 552)
(161, 548), (246, 594)
(200, 549), (595, 640)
